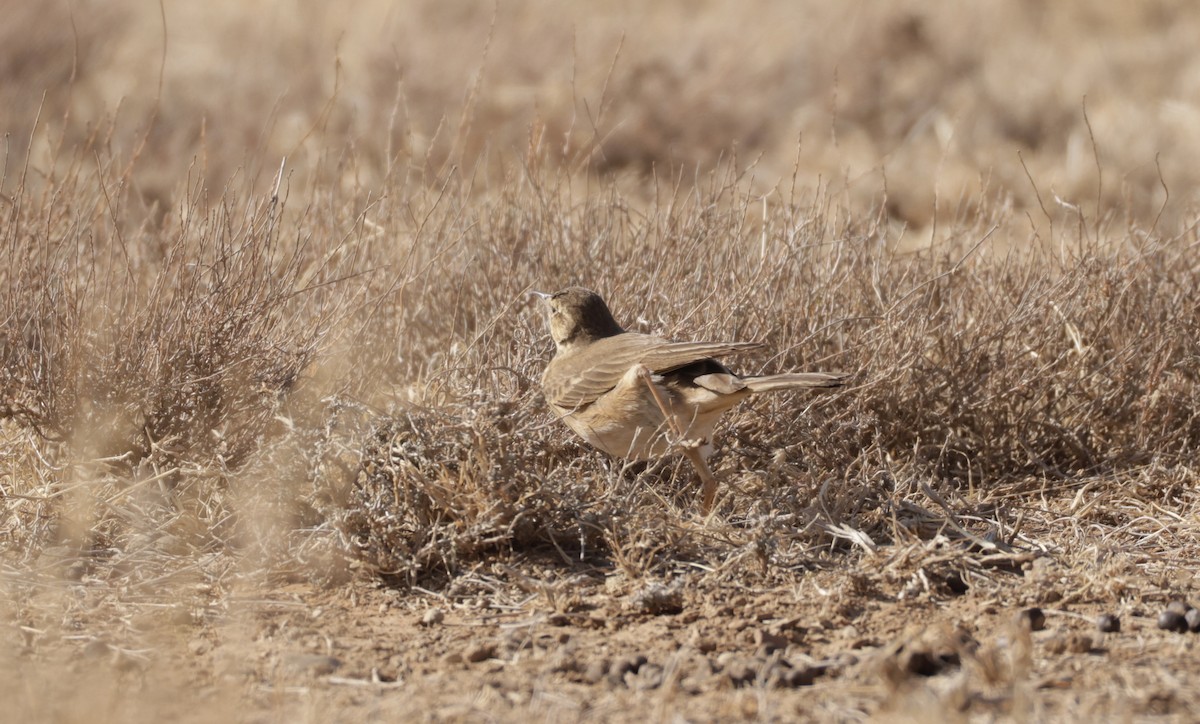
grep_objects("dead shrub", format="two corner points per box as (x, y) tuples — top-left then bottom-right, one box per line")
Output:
(0, 133), (367, 567)
(341, 395), (608, 582)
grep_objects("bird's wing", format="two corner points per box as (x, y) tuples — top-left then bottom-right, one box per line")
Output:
(640, 340), (764, 372)
(543, 333), (764, 409)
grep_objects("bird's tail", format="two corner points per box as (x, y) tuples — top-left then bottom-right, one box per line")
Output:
(742, 372), (848, 393)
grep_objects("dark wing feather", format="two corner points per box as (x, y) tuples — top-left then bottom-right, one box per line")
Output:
(543, 333), (763, 409)
(639, 340), (764, 372)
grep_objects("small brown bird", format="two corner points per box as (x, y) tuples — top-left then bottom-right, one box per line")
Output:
(535, 287), (846, 512)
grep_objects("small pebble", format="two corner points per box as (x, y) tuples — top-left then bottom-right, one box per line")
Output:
(607, 655), (647, 687)
(1017, 607), (1046, 632)
(943, 571), (969, 595)
(1186, 609), (1200, 633)
(463, 643), (496, 663)
(770, 663), (822, 688)
(611, 654), (647, 676)
(786, 665), (824, 687)
(1166, 600), (1192, 616)
(629, 583), (684, 615)
(1157, 610), (1188, 633)
(421, 608), (445, 626)
(904, 650), (942, 677)
(1096, 614), (1120, 634)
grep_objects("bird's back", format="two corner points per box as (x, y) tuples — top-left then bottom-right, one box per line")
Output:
(542, 332), (763, 410)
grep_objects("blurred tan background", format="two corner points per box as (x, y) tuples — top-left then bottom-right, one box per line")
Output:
(3, 0), (1198, 232)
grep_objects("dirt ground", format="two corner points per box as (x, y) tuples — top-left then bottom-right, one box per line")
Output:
(8, 527), (1200, 723)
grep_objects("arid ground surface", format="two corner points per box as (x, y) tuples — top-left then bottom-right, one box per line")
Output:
(4, 1), (1200, 721)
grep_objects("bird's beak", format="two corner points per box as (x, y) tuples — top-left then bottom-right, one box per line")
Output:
(529, 290), (552, 303)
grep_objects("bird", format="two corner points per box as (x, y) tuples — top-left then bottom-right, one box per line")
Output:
(534, 286), (846, 512)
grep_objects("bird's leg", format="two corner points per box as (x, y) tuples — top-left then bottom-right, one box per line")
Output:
(681, 445), (719, 515)
(636, 365), (720, 515)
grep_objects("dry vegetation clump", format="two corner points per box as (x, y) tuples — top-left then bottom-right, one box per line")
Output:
(336, 160), (1200, 584)
(802, 234), (1200, 483)
(343, 398), (595, 582)
(3, 102), (1199, 601)
(0, 131), (371, 575)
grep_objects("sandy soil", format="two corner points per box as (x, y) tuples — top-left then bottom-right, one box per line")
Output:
(8, 543), (1200, 723)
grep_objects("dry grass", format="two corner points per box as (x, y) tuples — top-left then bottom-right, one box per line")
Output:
(340, 177), (1200, 589)
(4, 0), (1200, 721)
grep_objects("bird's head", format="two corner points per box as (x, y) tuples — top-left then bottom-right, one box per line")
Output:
(532, 287), (625, 350)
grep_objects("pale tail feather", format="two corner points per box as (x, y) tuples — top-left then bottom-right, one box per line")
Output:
(742, 372), (848, 393)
